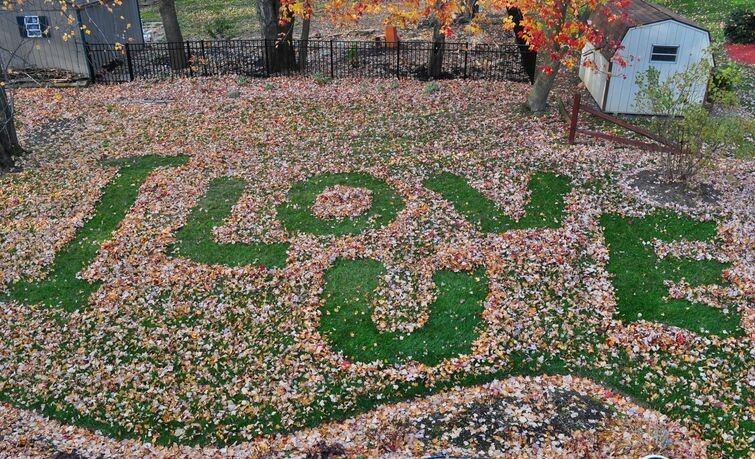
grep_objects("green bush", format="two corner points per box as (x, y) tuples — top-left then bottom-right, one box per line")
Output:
(724, 8), (755, 44)
(710, 62), (744, 96)
(313, 72), (332, 85)
(346, 44), (360, 68)
(635, 62), (752, 182)
(205, 17), (238, 40)
(424, 81), (440, 94)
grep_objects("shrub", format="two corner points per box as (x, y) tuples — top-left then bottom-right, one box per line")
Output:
(710, 62), (744, 95)
(205, 17), (238, 40)
(313, 72), (332, 85)
(346, 44), (360, 68)
(724, 8), (755, 44)
(424, 81), (440, 94)
(634, 62), (752, 182)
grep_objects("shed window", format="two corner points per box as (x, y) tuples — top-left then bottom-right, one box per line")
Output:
(650, 45), (678, 62)
(17, 15), (50, 38)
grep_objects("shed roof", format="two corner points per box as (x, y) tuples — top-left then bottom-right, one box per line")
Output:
(590, 0), (709, 59)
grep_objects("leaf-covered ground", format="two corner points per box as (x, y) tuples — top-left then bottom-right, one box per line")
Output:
(0, 78), (753, 457)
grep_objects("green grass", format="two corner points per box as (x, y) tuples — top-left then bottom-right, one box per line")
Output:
(601, 212), (742, 336)
(1, 163), (749, 455)
(424, 171), (571, 233)
(139, 0), (258, 39)
(654, 0), (751, 43)
(169, 176), (289, 268)
(277, 172), (405, 237)
(3, 155), (188, 311)
(320, 259), (488, 366)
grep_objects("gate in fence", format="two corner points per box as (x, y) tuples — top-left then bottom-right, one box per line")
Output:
(85, 39), (536, 85)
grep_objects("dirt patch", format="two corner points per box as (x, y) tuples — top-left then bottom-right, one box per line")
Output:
(625, 168), (722, 210)
(415, 389), (611, 452)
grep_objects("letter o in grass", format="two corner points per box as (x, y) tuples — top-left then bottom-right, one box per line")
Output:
(277, 172), (405, 236)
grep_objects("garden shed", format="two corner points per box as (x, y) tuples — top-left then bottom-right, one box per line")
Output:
(578, 0), (712, 115)
(0, 0), (143, 82)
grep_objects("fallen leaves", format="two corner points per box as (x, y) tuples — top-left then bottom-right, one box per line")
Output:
(0, 76), (751, 456)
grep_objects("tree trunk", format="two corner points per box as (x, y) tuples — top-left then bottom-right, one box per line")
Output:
(525, 0), (569, 112)
(466, 0), (479, 20)
(299, 18), (310, 71)
(508, 7), (537, 83)
(257, 0), (296, 72)
(0, 86), (20, 171)
(527, 55), (560, 112)
(0, 85), (23, 171)
(428, 20), (445, 79)
(158, 0), (187, 70)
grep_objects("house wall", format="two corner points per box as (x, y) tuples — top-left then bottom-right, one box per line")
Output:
(79, 0), (144, 45)
(604, 20), (712, 115)
(579, 43), (610, 109)
(0, 0), (89, 76)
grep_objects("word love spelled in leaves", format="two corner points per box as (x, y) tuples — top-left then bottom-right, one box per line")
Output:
(0, 79), (751, 456)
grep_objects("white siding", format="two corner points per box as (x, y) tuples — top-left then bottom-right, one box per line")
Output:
(579, 43), (610, 108)
(604, 20), (712, 114)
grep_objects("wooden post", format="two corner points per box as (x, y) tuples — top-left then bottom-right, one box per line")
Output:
(568, 92), (581, 144)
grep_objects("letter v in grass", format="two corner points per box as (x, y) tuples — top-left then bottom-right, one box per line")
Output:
(320, 259), (488, 366)
(4, 155), (188, 312)
(423, 171), (570, 232)
(168, 176), (289, 268)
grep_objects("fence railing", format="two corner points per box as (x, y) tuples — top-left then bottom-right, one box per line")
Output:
(86, 39), (536, 85)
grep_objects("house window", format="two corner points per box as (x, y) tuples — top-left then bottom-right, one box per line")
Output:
(650, 45), (678, 62)
(17, 15), (49, 38)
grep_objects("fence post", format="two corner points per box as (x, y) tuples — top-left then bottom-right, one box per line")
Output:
(329, 40), (334, 78)
(185, 41), (193, 77)
(125, 43), (134, 82)
(264, 38), (270, 76)
(83, 43), (96, 83)
(568, 92), (581, 144)
(463, 48), (468, 79)
(200, 40), (206, 76)
(395, 40), (400, 79)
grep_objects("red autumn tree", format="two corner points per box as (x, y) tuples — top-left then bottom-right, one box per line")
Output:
(496, 0), (630, 111)
(322, 0), (628, 111)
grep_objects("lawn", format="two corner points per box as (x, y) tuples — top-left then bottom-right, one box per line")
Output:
(140, 0), (259, 39)
(0, 78), (752, 457)
(655, 0), (752, 43)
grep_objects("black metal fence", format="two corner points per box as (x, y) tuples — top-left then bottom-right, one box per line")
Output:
(86, 39), (536, 85)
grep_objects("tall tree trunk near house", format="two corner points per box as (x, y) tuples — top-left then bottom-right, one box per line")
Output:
(508, 7), (537, 83)
(299, 18), (310, 71)
(527, 55), (560, 112)
(428, 20), (445, 79)
(464, 0), (478, 21)
(158, 0), (187, 70)
(0, 87), (21, 171)
(257, 0), (296, 72)
(525, 1), (569, 112)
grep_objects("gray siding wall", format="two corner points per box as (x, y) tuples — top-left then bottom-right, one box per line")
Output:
(0, 0), (143, 76)
(0, 0), (89, 76)
(79, 0), (144, 45)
